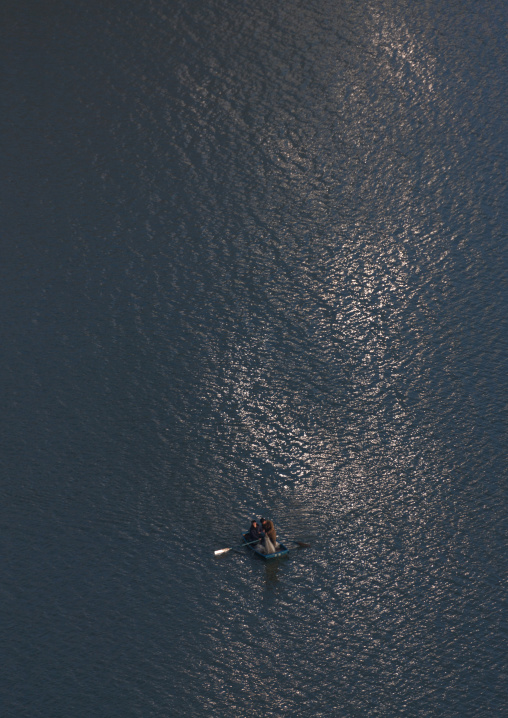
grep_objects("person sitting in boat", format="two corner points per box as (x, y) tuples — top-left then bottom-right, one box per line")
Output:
(247, 519), (264, 545)
(259, 518), (279, 554)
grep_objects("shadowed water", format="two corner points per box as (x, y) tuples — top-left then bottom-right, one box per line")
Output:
(2, 0), (506, 716)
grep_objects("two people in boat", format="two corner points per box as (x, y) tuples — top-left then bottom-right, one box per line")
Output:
(247, 518), (279, 554)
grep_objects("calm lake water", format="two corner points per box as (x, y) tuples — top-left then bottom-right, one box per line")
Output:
(2, 0), (506, 715)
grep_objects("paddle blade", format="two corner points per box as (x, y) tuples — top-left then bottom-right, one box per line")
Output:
(214, 547), (231, 556)
(292, 541), (311, 548)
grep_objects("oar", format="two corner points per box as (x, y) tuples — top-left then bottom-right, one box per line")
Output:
(214, 539), (259, 556)
(288, 540), (311, 548)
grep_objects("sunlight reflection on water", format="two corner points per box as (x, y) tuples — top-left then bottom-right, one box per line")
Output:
(3, 0), (505, 716)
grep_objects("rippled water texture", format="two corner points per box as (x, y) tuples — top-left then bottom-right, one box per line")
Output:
(2, 0), (507, 716)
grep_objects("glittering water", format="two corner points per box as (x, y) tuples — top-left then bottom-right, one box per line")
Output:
(2, 0), (506, 716)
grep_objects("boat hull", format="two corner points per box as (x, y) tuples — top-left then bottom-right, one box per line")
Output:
(242, 533), (289, 560)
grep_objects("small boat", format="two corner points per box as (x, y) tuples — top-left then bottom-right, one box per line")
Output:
(241, 533), (289, 560)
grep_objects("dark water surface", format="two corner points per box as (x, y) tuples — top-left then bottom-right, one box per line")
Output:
(2, 0), (506, 715)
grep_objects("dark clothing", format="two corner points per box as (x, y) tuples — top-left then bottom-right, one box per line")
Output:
(247, 523), (264, 543)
